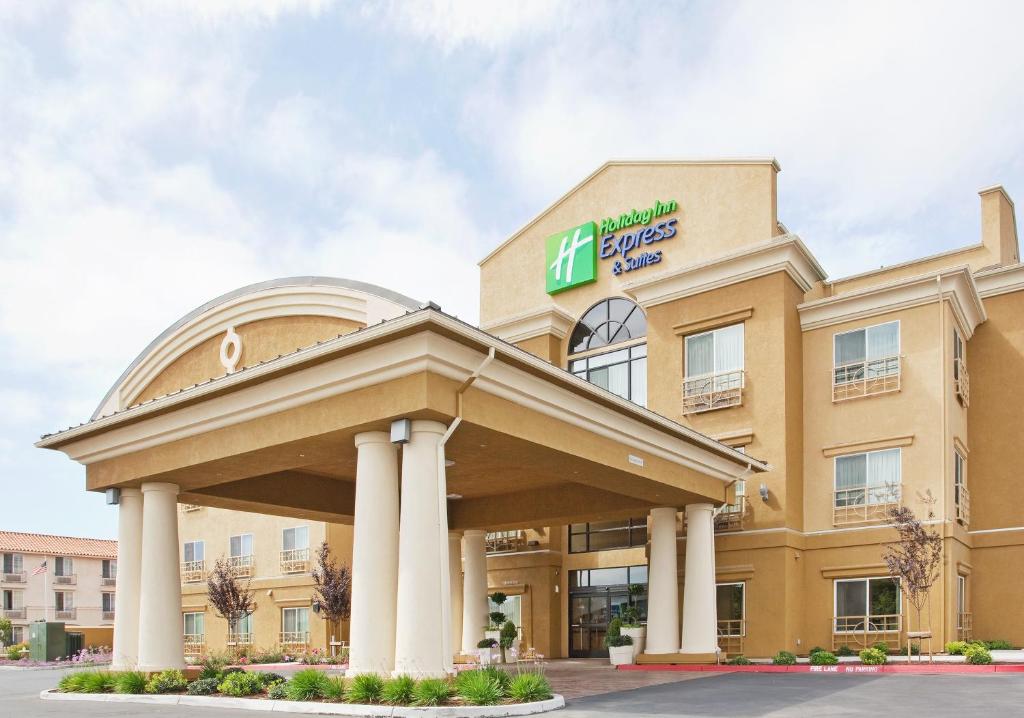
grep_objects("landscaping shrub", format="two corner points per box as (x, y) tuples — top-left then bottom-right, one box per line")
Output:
(772, 651), (797, 665)
(218, 671), (264, 697)
(0, 617), (11, 646)
(808, 646), (824, 656)
(145, 669), (188, 694)
(836, 645), (854, 657)
(220, 666), (245, 678)
(859, 648), (887, 665)
(810, 651), (838, 666)
(267, 681), (290, 700)
(198, 651), (232, 679)
(872, 641), (889, 654)
(58, 672), (89, 692)
(323, 676), (346, 702)
(964, 644), (993, 665)
(479, 665), (512, 691)
(983, 640), (1013, 650)
(257, 672), (286, 686)
(80, 671), (115, 693)
(456, 669), (504, 706)
(476, 638), (497, 649)
(251, 647), (285, 664)
(112, 671), (147, 695)
(603, 633), (633, 648)
(186, 677), (220, 695)
(5, 643), (27, 660)
(908, 643), (920, 656)
(286, 668), (332, 701)
(346, 673), (385, 703)
(508, 672), (552, 702)
(606, 618), (623, 637)
(381, 675), (416, 705)
(412, 677), (454, 706)
(727, 655), (752, 665)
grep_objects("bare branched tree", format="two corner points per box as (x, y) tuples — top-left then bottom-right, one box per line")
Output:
(882, 506), (943, 635)
(206, 557), (255, 637)
(312, 541), (352, 626)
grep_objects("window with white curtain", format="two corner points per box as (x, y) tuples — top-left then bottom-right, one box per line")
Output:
(183, 541), (205, 563)
(834, 448), (901, 507)
(283, 527), (309, 552)
(282, 607), (309, 634)
(183, 612), (205, 637)
(685, 323), (744, 381)
(833, 321), (900, 382)
(954, 449), (967, 517)
(230, 534), (254, 558)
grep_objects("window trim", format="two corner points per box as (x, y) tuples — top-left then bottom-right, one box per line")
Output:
(832, 576), (902, 633)
(230, 533), (255, 558)
(183, 540), (205, 562)
(183, 611), (205, 637)
(716, 581), (746, 635)
(683, 322), (745, 380)
(832, 320), (902, 370)
(282, 525), (310, 551)
(832, 447), (902, 507)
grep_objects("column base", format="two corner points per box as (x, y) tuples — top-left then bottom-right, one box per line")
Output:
(636, 652), (719, 665)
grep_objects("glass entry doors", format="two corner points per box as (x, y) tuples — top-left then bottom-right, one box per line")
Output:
(568, 566), (648, 658)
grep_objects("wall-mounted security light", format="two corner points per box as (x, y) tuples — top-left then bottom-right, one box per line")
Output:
(105, 488), (121, 505)
(759, 483), (770, 502)
(390, 418), (412, 444)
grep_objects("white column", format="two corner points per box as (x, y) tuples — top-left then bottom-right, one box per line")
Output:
(461, 529), (489, 653)
(680, 503), (718, 655)
(393, 420), (450, 677)
(645, 507), (680, 654)
(136, 482), (185, 672)
(347, 432), (400, 676)
(111, 488), (142, 670)
(448, 530), (464, 656)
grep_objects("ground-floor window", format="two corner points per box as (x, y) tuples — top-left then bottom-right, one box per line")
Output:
(834, 577), (900, 632)
(569, 565), (648, 658)
(230, 612), (253, 644)
(716, 582), (745, 636)
(183, 612), (205, 638)
(489, 594), (523, 636)
(282, 607), (309, 644)
(11, 626), (23, 644)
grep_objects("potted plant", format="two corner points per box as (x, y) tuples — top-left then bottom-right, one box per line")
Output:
(499, 620), (518, 663)
(485, 592), (507, 644)
(620, 583), (646, 658)
(476, 637), (498, 665)
(604, 618), (634, 666)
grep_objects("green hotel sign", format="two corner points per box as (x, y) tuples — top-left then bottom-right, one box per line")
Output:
(545, 199), (679, 295)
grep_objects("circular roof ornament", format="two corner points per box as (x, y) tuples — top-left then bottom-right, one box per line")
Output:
(219, 326), (243, 374)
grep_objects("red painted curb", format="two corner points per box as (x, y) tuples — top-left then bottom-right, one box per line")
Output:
(618, 662), (1024, 674)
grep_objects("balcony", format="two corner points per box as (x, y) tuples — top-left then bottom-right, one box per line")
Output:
(181, 560), (206, 583)
(52, 574), (77, 586)
(833, 485), (901, 526)
(280, 548), (310, 574)
(486, 531), (526, 554)
(682, 370), (744, 414)
(2, 572), (25, 583)
(101, 576), (116, 587)
(955, 359), (970, 407)
(183, 635), (205, 656)
(227, 632), (253, 646)
(227, 554), (255, 578)
(956, 485), (971, 527)
(279, 631), (309, 648)
(717, 619), (745, 655)
(832, 613), (902, 652)
(3, 607), (26, 619)
(832, 356), (901, 402)
(957, 612), (973, 642)
(714, 498), (750, 532)
(55, 607), (77, 620)
(102, 610), (115, 621)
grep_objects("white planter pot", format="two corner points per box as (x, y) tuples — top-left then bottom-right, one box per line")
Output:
(478, 647), (498, 665)
(608, 644), (634, 666)
(622, 627), (646, 659)
(484, 630), (501, 644)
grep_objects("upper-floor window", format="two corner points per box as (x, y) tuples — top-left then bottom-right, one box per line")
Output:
(183, 541), (205, 564)
(683, 323), (745, 413)
(953, 328), (969, 406)
(54, 556), (73, 577)
(282, 526), (309, 552)
(833, 321), (900, 401)
(101, 559), (117, 579)
(54, 591), (73, 610)
(230, 534), (254, 558)
(954, 449), (969, 525)
(569, 518), (647, 553)
(102, 592), (115, 613)
(183, 611), (205, 638)
(833, 448), (901, 525)
(2, 589), (23, 610)
(2, 553), (23, 576)
(569, 299), (647, 407)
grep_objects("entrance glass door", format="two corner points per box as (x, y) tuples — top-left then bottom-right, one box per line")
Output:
(568, 566), (647, 658)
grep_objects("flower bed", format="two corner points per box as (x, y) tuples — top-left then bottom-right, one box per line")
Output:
(51, 664), (556, 710)
(0, 644), (111, 668)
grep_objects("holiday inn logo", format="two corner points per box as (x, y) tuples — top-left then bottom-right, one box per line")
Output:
(546, 221), (597, 294)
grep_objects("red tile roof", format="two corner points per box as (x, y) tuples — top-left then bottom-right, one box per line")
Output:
(0, 531), (117, 559)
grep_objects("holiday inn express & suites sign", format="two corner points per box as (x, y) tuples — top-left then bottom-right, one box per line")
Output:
(545, 199), (680, 294)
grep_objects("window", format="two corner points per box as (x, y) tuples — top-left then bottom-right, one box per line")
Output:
(11, 626), (23, 644)
(956, 575), (967, 626)
(54, 591), (73, 610)
(953, 328), (965, 376)
(2, 553), (23, 575)
(834, 448), (901, 512)
(282, 607), (309, 637)
(954, 449), (968, 524)
(54, 557), (73, 577)
(231, 612), (253, 643)
(489, 594), (523, 635)
(183, 612), (205, 637)
(101, 560), (117, 579)
(183, 541), (205, 563)
(833, 321), (900, 400)
(953, 327), (970, 405)
(683, 323), (745, 412)
(569, 565), (648, 589)
(569, 518), (648, 553)
(569, 299), (648, 407)
(230, 534), (254, 558)
(102, 592), (115, 613)
(834, 578), (900, 632)
(2, 589), (23, 611)
(283, 527), (309, 552)
(716, 582), (745, 635)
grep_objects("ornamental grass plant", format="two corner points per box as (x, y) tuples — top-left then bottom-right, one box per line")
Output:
(381, 675), (416, 705)
(346, 673), (385, 704)
(411, 677), (454, 706)
(285, 668), (332, 701)
(455, 669), (504, 706)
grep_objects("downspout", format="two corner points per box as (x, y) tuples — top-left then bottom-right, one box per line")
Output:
(436, 346), (496, 671)
(936, 275), (948, 642)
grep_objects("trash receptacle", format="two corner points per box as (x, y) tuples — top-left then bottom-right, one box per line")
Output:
(29, 621), (67, 662)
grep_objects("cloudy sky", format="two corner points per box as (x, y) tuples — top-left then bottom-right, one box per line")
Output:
(2, 0), (1023, 540)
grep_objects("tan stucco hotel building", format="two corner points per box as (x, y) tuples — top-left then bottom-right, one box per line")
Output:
(38, 160), (1023, 672)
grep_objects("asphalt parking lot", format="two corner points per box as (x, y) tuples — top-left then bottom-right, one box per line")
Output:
(3, 665), (1023, 717)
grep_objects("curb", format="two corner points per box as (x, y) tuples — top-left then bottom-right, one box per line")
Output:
(618, 663), (1024, 674)
(38, 689), (566, 716)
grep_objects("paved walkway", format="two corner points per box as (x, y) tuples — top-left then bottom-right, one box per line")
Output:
(542, 658), (712, 699)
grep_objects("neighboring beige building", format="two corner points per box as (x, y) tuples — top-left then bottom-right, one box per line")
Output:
(37, 159), (1024, 671)
(1, 531), (117, 647)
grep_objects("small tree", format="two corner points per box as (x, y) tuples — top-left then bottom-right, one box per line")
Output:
(311, 541), (352, 644)
(488, 592), (507, 630)
(882, 506), (943, 646)
(206, 557), (255, 649)
(0, 617), (11, 647)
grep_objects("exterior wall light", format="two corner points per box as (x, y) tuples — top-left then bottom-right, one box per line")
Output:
(390, 418), (412, 444)
(759, 483), (770, 502)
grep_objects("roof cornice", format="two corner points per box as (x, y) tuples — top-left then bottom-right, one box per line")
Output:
(974, 262), (1024, 298)
(479, 305), (575, 344)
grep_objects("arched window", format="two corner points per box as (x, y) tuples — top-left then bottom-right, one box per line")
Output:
(568, 298), (647, 407)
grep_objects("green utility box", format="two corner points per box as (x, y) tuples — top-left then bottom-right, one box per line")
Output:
(29, 621), (66, 662)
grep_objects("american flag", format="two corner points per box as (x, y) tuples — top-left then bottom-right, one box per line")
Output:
(31, 560), (47, 576)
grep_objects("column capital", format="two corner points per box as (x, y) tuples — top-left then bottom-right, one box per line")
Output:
(354, 431), (393, 447)
(410, 419), (448, 436)
(119, 487), (142, 499)
(684, 502), (714, 516)
(140, 482), (179, 496)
